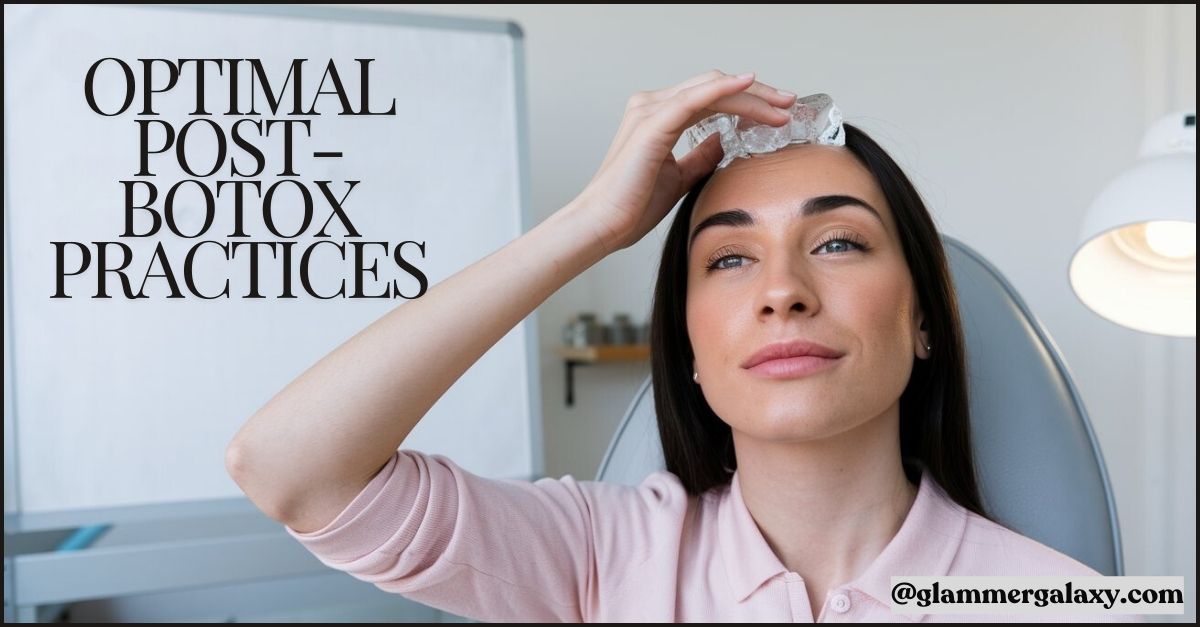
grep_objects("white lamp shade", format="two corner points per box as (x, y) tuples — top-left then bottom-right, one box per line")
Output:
(1069, 151), (1196, 337)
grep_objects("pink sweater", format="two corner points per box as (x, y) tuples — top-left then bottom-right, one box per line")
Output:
(285, 449), (1143, 622)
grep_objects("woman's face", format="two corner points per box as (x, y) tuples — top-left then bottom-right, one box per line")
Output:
(686, 144), (929, 442)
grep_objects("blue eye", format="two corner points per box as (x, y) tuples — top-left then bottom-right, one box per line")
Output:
(709, 254), (747, 271)
(704, 233), (872, 273)
(813, 231), (871, 255)
(813, 238), (865, 255)
(704, 245), (750, 272)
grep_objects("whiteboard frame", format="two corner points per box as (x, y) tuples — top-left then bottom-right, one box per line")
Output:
(2, 3), (541, 532)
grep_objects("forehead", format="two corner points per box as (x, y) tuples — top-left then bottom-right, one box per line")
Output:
(689, 144), (889, 231)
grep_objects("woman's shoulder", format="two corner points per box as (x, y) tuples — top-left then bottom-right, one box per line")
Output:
(952, 508), (1105, 576)
(573, 467), (702, 526)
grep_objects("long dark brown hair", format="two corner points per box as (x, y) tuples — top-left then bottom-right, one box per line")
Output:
(648, 122), (991, 521)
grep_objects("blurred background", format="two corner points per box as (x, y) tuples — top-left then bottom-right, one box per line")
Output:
(5, 3), (1194, 622)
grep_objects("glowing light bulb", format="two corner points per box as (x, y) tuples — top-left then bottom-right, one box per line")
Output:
(1144, 220), (1196, 259)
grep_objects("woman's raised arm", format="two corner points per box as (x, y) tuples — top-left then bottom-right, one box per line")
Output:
(224, 70), (795, 535)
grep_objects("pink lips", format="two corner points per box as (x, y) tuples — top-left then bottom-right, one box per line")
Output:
(745, 355), (840, 379)
(740, 339), (844, 380)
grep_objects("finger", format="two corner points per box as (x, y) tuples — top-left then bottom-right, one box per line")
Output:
(600, 75), (777, 176)
(650, 69), (728, 100)
(652, 75), (791, 140)
(649, 71), (797, 109)
(600, 73), (786, 175)
(676, 131), (724, 191)
(704, 91), (793, 127)
(595, 74), (735, 173)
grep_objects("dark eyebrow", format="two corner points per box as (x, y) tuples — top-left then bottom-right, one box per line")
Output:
(688, 195), (884, 250)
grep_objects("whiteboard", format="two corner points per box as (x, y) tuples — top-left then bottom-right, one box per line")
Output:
(3, 4), (540, 521)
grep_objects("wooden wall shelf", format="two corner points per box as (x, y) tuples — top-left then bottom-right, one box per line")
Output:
(557, 344), (650, 406)
(557, 344), (649, 362)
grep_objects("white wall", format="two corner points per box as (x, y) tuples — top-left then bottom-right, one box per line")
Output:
(374, 4), (1195, 621)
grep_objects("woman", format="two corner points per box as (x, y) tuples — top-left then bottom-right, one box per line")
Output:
(226, 70), (1132, 622)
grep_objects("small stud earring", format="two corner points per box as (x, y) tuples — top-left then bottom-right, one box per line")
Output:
(693, 371), (699, 383)
(925, 343), (932, 352)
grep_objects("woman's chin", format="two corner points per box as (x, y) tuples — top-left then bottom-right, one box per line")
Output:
(723, 405), (846, 441)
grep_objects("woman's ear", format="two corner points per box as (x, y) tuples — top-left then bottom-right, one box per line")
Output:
(913, 296), (931, 360)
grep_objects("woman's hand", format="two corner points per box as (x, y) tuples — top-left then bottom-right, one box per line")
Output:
(570, 70), (797, 256)
(231, 72), (802, 533)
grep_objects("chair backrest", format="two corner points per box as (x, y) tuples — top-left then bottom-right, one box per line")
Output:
(596, 234), (1123, 576)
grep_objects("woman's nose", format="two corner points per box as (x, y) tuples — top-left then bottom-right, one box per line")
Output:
(755, 254), (819, 319)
